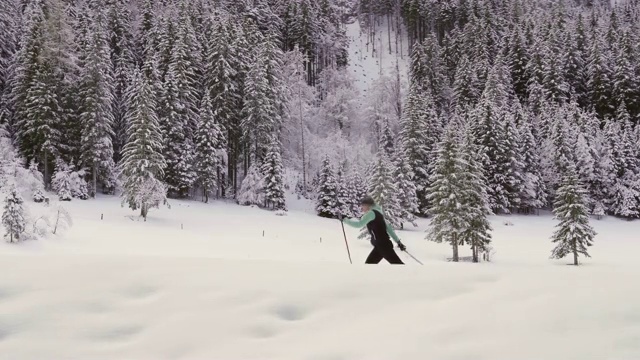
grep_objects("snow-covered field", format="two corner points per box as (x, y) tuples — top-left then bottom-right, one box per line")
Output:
(1, 195), (640, 360)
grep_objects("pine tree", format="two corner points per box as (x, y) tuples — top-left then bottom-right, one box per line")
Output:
(106, 0), (135, 162)
(517, 117), (547, 212)
(589, 128), (615, 216)
(160, 59), (196, 198)
(12, 1), (60, 186)
(119, 67), (167, 220)
(334, 165), (351, 218)
(316, 156), (337, 218)
(346, 171), (367, 217)
(205, 18), (244, 194)
(606, 107), (640, 218)
(453, 54), (484, 108)
(261, 137), (286, 210)
(473, 67), (520, 213)
(542, 28), (569, 104)
(586, 36), (613, 118)
(426, 125), (467, 262)
(551, 165), (596, 266)
(2, 186), (25, 243)
(368, 150), (402, 228)
(194, 92), (224, 203)
(78, 10), (116, 196)
(379, 119), (395, 158)
(399, 86), (439, 213)
(242, 42), (276, 161)
(237, 163), (264, 206)
(565, 16), (588, 107)
(393, 152), (418, 228)
(459, 122), (492, 263)
(611, 34), (639, 116)
(507, 25), (530, 101)
(51, 159), (76, 201)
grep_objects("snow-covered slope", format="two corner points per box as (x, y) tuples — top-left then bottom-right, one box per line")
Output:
(1, 196), (640, 359)
(346, 19), (410, 94)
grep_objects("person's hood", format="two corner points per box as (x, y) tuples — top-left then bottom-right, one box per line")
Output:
(372, 204), (384, 213)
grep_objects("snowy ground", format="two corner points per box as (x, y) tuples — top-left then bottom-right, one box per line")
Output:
(1, 194), (640, 360)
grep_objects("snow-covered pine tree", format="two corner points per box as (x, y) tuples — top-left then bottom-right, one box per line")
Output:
(334, 165), (351, 218)
(393, 152), (418, 228)
(78, 10), (116, 196)
(586, 35), (614, 119)
(574, 132), (595, 208)
(473, 67), (520, 213)
(316, 155), (337, 218)
(237, 163), (264, 206)
(611, 33), (639, 116)
(0, 0), (20, 109)
(106, 0), (135, 163)
(605, 106), (640, 218)
(589, 126), (615, 217)
(261, 137), (286, 210)
(541, 27), (569, 104)
(2, 185), (25, 243)
(543, 106), (575, 197)
(550, 164), (596, 266)
(159, 17), (198, 198)
(426, 124), (467, 262)
(194, 92), (224, 203)
(453, 54), (483, 108)
(507, 25), (530, 101)
(379, 118), (395, 158)
(517, 118), (547, 212)
(459, 121), (493, 263)
(205, 18), (245, 195)
(346, 171), (366, 217)
(368, 149), (402, 229)
(399, 86), (439, 213)
(242, 41), (276, 161)
(119, 67), (167, 220)
(13, 1), (61, 187)
(52, 159), (73, 201)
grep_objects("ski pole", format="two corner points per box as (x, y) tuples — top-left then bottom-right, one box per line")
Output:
(403, 250), (424, 265)
(340, 220), (353, 264)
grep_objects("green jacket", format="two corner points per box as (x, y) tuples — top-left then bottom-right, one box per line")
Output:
(343, 205), (401, 244)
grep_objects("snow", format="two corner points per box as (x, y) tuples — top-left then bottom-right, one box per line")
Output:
(1, 195), (640, 359)
(346, 20), (409, 94)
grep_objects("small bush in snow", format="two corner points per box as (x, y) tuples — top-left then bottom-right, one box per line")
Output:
(52, 160), (89, 201)
(33, 189), (45, 203)
(52, 206), (73, 235)
(32, 216), (51, 237)
(237, 164), (265, 206)
(275, 209), (288, 216)
(2, 186), (26, 243)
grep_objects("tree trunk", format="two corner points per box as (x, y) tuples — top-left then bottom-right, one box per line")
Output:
(452, 233), (459, 262)
(387, 14), (392, 55)
(92, 165), (97, 198)
(472, 243), (478, 263)
(43, 150), (49, 190)
(573, 240), (578, 265)
(141, 204), (148, 221)
(53, 209), (60, 234)
(299, 83), (307, 196)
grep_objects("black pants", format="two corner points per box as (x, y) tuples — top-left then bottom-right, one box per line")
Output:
(365, 246), (404, 264)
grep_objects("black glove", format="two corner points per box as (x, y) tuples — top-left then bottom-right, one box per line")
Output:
(397, 242), (407, 252)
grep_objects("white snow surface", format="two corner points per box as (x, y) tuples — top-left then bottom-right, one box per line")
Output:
(1, 194), (640, 360)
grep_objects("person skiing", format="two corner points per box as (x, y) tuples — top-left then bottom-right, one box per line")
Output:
(340, 196), (406, 264)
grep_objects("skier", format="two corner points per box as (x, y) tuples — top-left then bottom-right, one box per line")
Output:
(340, 196), (406, 264)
